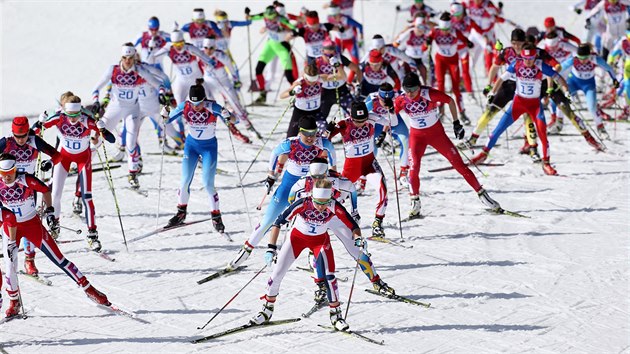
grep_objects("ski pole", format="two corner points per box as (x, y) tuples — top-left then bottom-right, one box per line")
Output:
(246, 18), (255, 106)
(59, 225), (82, 235)
(386, 113), (405, 241)
(459, 147), (489, 178)
(225, 119), (253, 230)
(242, 97), (295, 180)
(256, 192), (268, 211)
(344, 253), (362, 320)
(390, 9), (399, 41)
(156, 109), (170, 230)
(197, 264), (267, 330)
(95, 143), (129, 251)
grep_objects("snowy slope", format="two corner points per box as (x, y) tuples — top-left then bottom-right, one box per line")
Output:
(1, 1), (629, 353)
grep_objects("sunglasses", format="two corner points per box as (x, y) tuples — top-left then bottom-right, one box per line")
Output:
(122, 56), (135, 60)
(312, 198), (331, 205)
(13, 133), (28, 139)
(66, 111), (82, 117)
(0, 167), (16, 176)
(577, 55), (589, 60)
(172, 41), (185, 48)
(311, 174), (327, 179)
(300, 128), (317, 137)
(404, 85), (419, 93)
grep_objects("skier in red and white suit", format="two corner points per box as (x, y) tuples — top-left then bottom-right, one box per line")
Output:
(0, 116), (60, 277)
(0, 154), (110, 318)
(329, 101), (390, 238)
(249, 179), (359, 332)
(425, 12), (475, 123)
(41, 97), (114, 252)
(395, 73), (501, 219)
(465, 0), (506, 73)
(0, 205), (17, 312)
(450, 2), (483, 95)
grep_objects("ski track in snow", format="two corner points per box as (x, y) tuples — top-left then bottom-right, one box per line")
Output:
(1, 1), (629, 353)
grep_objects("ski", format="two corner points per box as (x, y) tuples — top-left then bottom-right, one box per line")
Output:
(147, 151), (181, 157)
(68, 164), (121, 177)
(317, 324), (384, 345)
(428, 162), (505, 173)
(367, 236), (413, 249)
(301, 301), (327, 318)
(219, 231), (233, 242)
(128, 217), (213, 243)
(0, 313), (28, 325)
(89, 249), (116, 262)
(236, 179), (266, 188)
(18, 271), (53, 286)
(197, 266), (248, 285)
(99, 303), (150, 324)
(192, 318), (301, 343)
(295, 266), (349, 282)
(127, 187), (149, 197)
(486, 208), (530, 218)
(365, 289), (431, 308)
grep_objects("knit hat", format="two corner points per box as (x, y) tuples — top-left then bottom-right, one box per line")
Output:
(544, 17), (555, 28)
(12, 116), (29, 136)
(351, 101), (369, 121)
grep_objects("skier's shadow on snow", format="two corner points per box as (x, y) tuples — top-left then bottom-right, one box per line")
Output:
(375, 260), (527, 271)
(378, 323), (546, 333)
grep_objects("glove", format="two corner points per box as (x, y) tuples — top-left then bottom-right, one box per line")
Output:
(99, 128), (116, 143)
(38, 111), (48, 123)
(6, 240), (17, 260)
(383, 98), (394, 110)
(486, 93), (495, 105)
(148, 38), (157, 50)
(90, 101), (101, 115)
(160, 105), (170, 119)
(233, 80), (242, 90)
(613, 78), (620, 88)
(375, 131), (387, 147)
(264, 174), (277, 194)
(40, 159), (53, 172)
(498, 1), (504, 9)
(290, 85), (302, 96)
(467, 41), (474, 49)
(101, 96), (110, 108)
(494, 39), (503, 51)
(264, 244), (277, 267)
(395, 5), (401, 11)
(482, 85), (493, 96)
(564, 91), (572, 103)
(245, 7), (251, 15)
(575, 8), (582, 15)
(453, 120), (465, 139)
(351, 210), (361, 223)
(45, 206), (59, 235)
(353, 237), (365, 248)
(585, 19), (591, 30)
(325, 121), (337, 134)
(221, 108), (232, 122)
(329, 56), (341, 68)
(158, 93), (168, 105)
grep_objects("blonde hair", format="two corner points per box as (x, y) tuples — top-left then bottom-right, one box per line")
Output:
(315, 179), (332, 189)
(59, 91), (75, 105)
(67, 95), (81, 104)
(304, 63), (319, 76)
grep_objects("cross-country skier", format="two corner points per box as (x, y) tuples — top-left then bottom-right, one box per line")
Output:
(328, 101), (390, 237)
(163, 82), (235, 235)
(134, 16), (171, 70)
(0, 116), (60, 277)
(226, 117), (336, 271)
(280, 64), (325, 137)
(396, 72), (501, 218)
(0, 153), (110, 318)
(249, 179), (357, 331)
(181, 8), (222, 49)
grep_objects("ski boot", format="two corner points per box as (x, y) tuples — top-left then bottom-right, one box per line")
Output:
(87, 228), (102, 252)
(128, 172), (140, 189)
(477, 188), (501, 211)
(547, 114), (563, 135)
(582, 131), (605, 152)
(158, 138), (176, 154)
(620, 106), (630, 120)
(137, 156), (144, 174)
(408, 196), (421, 220)
(5, 299), (21, 318)
(166, 205), (187, 228)
(372, 277), (396, 295)
(597, 124), (610, 140)
(329, 306), (349, 331)
(72, 196), (83, 215)
(460, 111), (471, 126)
(314, 281), (327, 304)
(597, 105), (613, 121)
(470, 150), (488, 165)
(354, 177), (366, 196)
(108, 146), (125, 163)
(79, 277), (110, 306)
(542, 158), (558, 176)
(371, 217), (385, 238)
(457, 134), (477, 150)
(398, 166), (409, 188)
(211, 211), (225, 233)
(528, 146), (542, 163)
(519, 140), (531, 155)
(250, 296), (275, 325)
(24, 256), (38, 276)
(49, 217), (60, 240)
(254, 91), (267, 106)
(228, 124), (252, 144)
(227, 242), (254, 271)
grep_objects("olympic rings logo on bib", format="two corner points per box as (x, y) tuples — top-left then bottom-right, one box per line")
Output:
(405, 100), (428, 113)
(115, 73), (138, 86)
(9, 149), (33, 161)
(575, 62), (594, 72)
(304, 209), (329, 221)
(303, 84), (321, 97)
(0, 187), (24, 202)
(172, 52), (192, 63)
(295, 149), (319, 162)
(192, 28), (208, 37)
(186, 110), (209, 124)
(350, 125), (371, 139)
(518, 67), (538, 78)
(61, 123), (85, 137)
